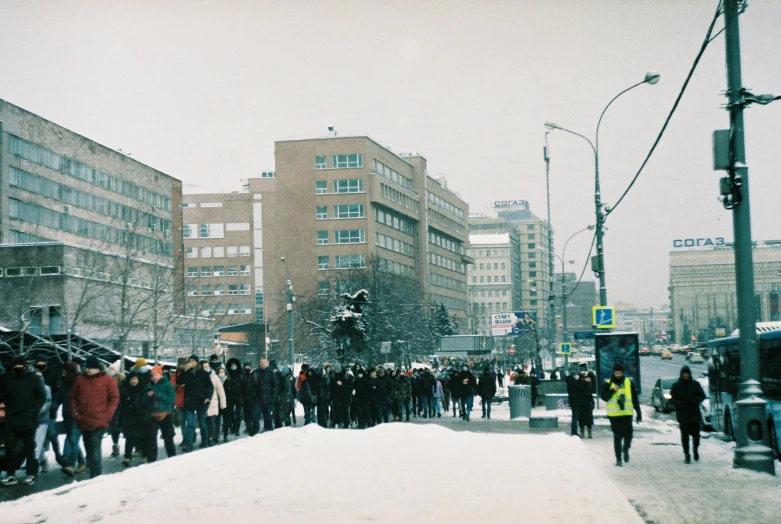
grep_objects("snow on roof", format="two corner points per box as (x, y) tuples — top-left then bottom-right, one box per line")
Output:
(469, 233), (511, 245)
(4, 424), (642, 523)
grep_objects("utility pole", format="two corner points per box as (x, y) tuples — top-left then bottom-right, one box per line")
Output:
(281, 257), (295, 369)
(544, 132), (556, 363)
(722, 0), (775, 474)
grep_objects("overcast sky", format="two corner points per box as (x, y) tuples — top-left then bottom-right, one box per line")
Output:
(1, 0), (779, 308)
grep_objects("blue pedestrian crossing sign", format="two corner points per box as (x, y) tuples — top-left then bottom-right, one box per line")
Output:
(592, 306), (616, 329)
(559, 342), (572, 355)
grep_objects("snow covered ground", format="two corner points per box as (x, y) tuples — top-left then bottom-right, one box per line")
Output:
(1, 423), (642, 524)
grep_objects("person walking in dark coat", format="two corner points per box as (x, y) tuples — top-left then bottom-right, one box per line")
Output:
(600, 363), (641, 467)
(478, 367), (497, 419)
(223, 358), (243, 438)
(330, 364), (353, 428)
(0, 356), (46, 486)
(298, 367), (321, 426)
(352, 369), (372, 429)
(566, 371), (581, 437)
(577, 374), (596, 438)
(119, 372), (149, 466)
(253, 359), (278, 432)
(454, 365), (477, 422)
(33, 352), (65, 468)
(240, 362), (259, 435)
(394, 371), (412, 422)
(176, 355), (214, 451)
(670, 365), (706, 464)
(276, 366), (297, 428)
(146, 366), (176, 463)
(54, 363), (86, 476)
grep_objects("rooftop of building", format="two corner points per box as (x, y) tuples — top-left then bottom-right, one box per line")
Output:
(275, 134), (419, 166)
(0, 98), (180, 183)
(468, 233), (511, 245)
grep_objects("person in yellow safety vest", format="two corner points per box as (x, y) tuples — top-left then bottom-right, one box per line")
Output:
(600, 362), (642, 467)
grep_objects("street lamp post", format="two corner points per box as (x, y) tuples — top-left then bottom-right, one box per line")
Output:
(545, 71), (660, 307)
(280, 257), (295, 369)
(544, 131), (556, 369)
(559, 226), (595, 370)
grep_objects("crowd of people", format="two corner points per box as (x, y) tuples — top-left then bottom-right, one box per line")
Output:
(0, 351), (508, 488)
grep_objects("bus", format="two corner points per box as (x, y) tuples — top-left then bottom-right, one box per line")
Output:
(707, 327), (781, 460)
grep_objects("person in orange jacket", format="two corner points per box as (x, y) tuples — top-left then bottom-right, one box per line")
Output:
(170, 356), (188, 445)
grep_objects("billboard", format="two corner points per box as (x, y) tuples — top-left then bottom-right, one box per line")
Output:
(595, 332), (641, 395)
(491, 311), (537, 336)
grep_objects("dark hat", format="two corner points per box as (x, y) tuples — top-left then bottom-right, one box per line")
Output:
(269, 360), (278, 370)
(188, 354), (200, 364)
(209, 354), (219, 361)
(177, 356), (188, 363)
(680, 365), (692, 376)
(85, 356), (101, 370)
(613, 362), (625, 372)
(13, 355), (27, 366)
(72, 356), (85, 366)
(34, 351), (49, 363)
(243, 361), (252, 368)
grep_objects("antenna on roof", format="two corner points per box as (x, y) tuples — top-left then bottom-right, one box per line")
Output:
(328, 126), (337, 137)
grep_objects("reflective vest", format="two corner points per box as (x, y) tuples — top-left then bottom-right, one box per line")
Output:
(605, 377), (634, 417)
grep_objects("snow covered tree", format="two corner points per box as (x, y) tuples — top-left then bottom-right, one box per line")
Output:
(432, 303), (458, 337)
(330, 289), (370, 360)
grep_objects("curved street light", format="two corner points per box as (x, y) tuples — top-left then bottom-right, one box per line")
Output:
(545, 71), (660, 307)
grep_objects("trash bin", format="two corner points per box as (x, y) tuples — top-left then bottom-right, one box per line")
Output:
(509, 385), (532, 419)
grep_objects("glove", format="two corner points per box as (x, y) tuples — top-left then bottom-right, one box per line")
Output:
(636, 414), (642, 424)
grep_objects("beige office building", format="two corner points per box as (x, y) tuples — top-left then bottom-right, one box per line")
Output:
(669, 240), (781, 344)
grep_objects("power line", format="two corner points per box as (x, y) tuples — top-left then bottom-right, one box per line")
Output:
(605, 0), (724, 219)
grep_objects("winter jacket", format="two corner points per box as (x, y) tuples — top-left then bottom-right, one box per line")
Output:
(418, 373), (435, 398)
(53, 365), (81, 423)
(353, 374), (372, 404)
(38, 384), (52, 425)
(566, 375), (581, 406)
(577, 380), (595, 426)
(119, 380), (149, 434)
(376, 373), (392, 405)
(148, 376), (176, 414)
(276, 371), (297, 407)
(670, 368), (706, 425)
(224, 358), (243, 404)
(170, 369), (186, 409)
(410, 374), (422, 397)
(330, 371), (354, 406)
(478, 371), (497, 400)
(207, 371), (227, 417)
(177, 367), (214, 413)
(453, 370), (476, 398)
(1, 367), (47, 432)
(70, 371), (121, 432)
(1, 367), (47, 431)
(299, 370), (322, 406)
(432, 380), (444, 399)
(394, 374), (412, 402)
(252, 367), (278, 405)
(318, 371), (331, 406)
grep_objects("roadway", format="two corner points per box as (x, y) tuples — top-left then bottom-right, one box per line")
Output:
(638, 352), (708, 404)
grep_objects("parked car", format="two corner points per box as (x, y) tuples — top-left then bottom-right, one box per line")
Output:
(690, 354), (704, 364)
(661, 350), (673, 360)
(651, 378), (677, 413)
(639, 347), (651, 356)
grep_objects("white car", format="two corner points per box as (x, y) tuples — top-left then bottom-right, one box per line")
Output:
(697, 378), (713, 430)
(690, 354), (704, 364)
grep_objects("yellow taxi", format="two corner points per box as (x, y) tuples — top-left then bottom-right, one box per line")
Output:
(661, 350), (673, 360)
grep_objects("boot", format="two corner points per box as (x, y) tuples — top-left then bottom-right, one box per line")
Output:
(111, 444), (120, 457)
(122, 457), (131, 467)
(684, 454), (691, 464)
(693, 448), (699, 461)
(623, 449), (630, 463)
(615, 457), (622, 467)
(588, 427), (592, 438)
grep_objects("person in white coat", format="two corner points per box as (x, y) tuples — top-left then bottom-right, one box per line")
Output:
(201, 361), (226, 446)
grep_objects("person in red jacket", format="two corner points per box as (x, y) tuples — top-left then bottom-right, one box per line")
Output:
(170, 357), (188, 445)
(70, 357), (119, 479)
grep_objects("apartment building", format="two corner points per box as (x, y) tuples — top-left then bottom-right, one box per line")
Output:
(256, 136), (471, 337)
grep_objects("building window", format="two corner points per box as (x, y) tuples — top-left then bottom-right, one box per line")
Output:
(214, 285), (225, 296)
(530, 290), (537, 296)
(527, 225), (535, 230)
(182, 203), (196, 208)
(317, 231), (328, 244)
(186, 285), (198, 296)
(334, 229), (365, 244)
(480, 277), (484, 283)
(493, 263), (498, 270)
(239, 246), (250, 256)
(214, 303), (226, 315)
(479, 264), (483, 270)
(316, 206), (328, 220)
(529, 262), (537, 269)
(528, 253), (536, 259)
(200, 202), (223, 208)
(318, 256), (329, 270)
(501, 276), (506, 282)
(315, 156), (327, 169)
(316, 180), (327, 194)
(227, 304), (239, 315)
(200, 247), (212, 258)
(228, 285), (239, 295)
(183, 224), (194, 239)
(226, 223), (250, 231)
(502, 290), (507, 297)
(186, 247), (197, 258)
(240, 284), (251, 295)
(529, 271), (537, 277)
(486, 276), (492, 283)
(260, 172), (275, 178)
(501, 263), (506, 270)
(227, 247), (238, 257)
(318, 280), (330, 295)
(240, 265), (250, 276)
(227, 265), (238, 276)
(200, 266), (212, 277)
(212, 247), (224, 257)
(213, 265), (225, 277)
(528, 243), (535, 249)
(333, 179), (364, 193)
(200, 223), (225, 239)
(201, 285), (212, 296)
(332, 154), (363, 169)
(335, 254), (366, 269)
(334, 204), (365, 219)
(187, 266), (198, 277)
(528, 234), (536, 240)
(530, 300), (538, 306)
(240, 304), (252, 314)
(472, 277), (477, 283)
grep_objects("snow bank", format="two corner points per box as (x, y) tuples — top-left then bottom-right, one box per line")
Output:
(1, 425), (641, 523)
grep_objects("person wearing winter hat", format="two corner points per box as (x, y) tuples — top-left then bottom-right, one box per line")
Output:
(119, 371), (147, 466)
(55, 363), (87, 476)
(70, 356), (120, 478)
(34, 351), (65, 469)
(670, 365), (706, 464)
(107, 360), (126, 457)
(176, 354), (213, 451)
(0, 356), (46, 487)
(146, 365), (176, 462)
(170, 356), (189, 446)
(600, 362), (641, 467)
